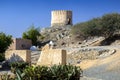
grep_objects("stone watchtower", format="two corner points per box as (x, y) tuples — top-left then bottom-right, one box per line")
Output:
(51, 10), (72, 27)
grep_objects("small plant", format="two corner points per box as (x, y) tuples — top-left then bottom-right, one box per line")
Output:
(49, 64), (82, 80)
(15, 69), (25, 80)
(23, 66), (50, 80)
(0, 73), (14, 80)
(10, 62), (29, 73)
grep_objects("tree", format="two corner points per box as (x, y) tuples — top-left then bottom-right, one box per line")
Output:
(0, 32), (12, 53)
(22, 25), (41, 45)
(0, 32), (12, 61)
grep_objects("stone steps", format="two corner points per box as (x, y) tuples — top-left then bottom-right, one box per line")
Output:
(31, 51), (41, 65)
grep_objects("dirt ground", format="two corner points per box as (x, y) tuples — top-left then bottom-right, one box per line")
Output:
(78, 48), (120, 80)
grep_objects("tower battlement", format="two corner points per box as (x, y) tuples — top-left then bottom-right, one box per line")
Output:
(51, 10), (72, 27)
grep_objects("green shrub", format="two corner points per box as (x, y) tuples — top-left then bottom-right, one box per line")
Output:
(49, 64), (82, 80)
(15, 69), (25, 80)
(23, 66), (50, 80)
(10, 62), (29, 73)
(0, 73), (14, 80)
(71, 13), (120, 39)
(14, 64), (83, 80)
(0, 53), (5, 62)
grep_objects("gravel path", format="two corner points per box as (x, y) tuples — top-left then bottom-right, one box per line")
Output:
(82, 64), (120, 80)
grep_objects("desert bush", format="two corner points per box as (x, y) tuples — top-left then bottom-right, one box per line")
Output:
(10, 62), (29, 73)
(49, 64), (82, 80)
(71, 13), (120, 39)
(71, 18), (101, 39)
(14, 64), (83, 80)
(100, 13), (120, 38)
(23, 66), (50, 80)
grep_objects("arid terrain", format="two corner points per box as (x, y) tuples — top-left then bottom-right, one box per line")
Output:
(79, 47), (120, 80)
(41, 26), (120, 80)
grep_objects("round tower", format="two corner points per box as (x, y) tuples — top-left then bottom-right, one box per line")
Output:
(51, 10), (72, 27)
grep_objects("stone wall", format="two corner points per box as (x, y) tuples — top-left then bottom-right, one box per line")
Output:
(5, 50), (31, 63)
(37, 49), (66, 66)
(51, 10), (72, 27)
(8, 38), (32, 50)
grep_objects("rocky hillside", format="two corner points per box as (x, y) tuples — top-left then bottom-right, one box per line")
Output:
(39, 26), (120, 80)
(40, 25), (75, 48)
(40, 26), (107, 48)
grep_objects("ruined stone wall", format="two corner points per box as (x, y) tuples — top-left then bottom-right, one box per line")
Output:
(8, 38), (32, 50)
(51, 10), (72, 27)
(5, 50), (31, 63)
(37, 49), (66, 66)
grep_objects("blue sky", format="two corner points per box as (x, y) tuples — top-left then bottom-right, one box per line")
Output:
(0, 0), (120, 38)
